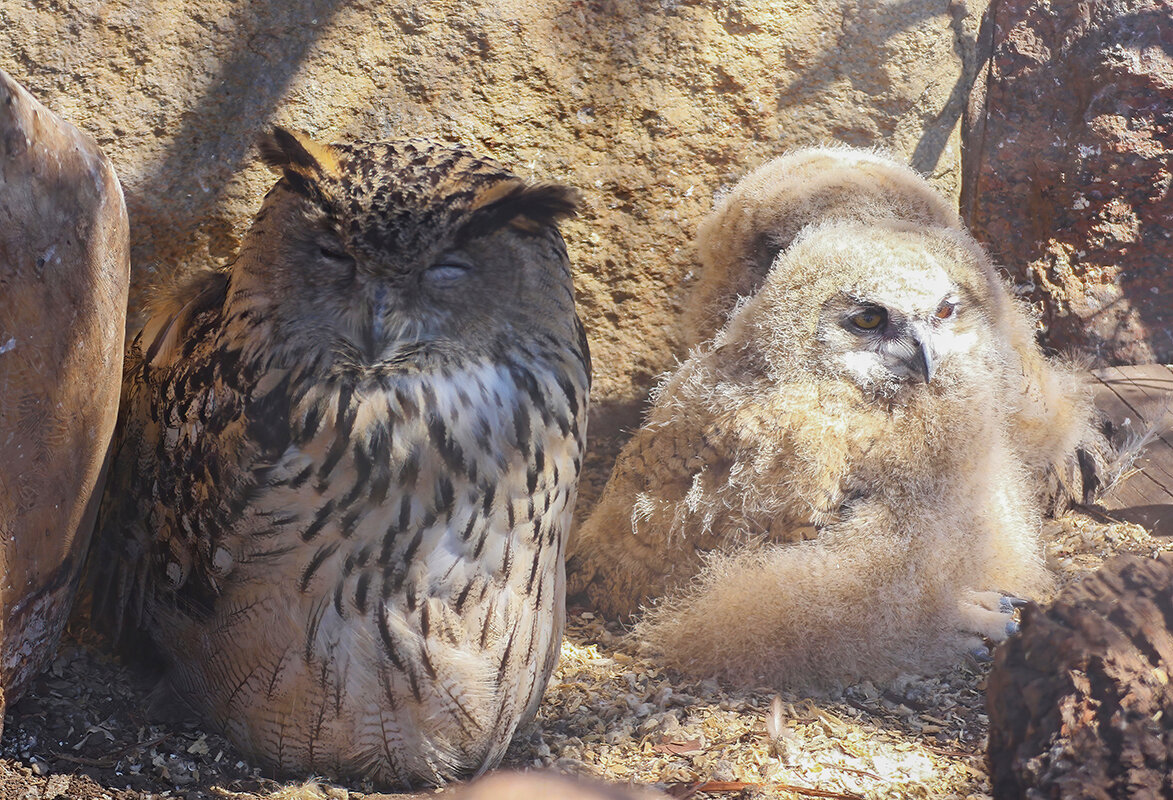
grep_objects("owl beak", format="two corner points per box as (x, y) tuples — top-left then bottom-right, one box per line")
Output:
(359, 284), (389, 361)
(907, 326), (937, 384)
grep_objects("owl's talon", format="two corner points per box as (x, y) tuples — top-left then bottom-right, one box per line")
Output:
(1000, 595), (1028, 612)
(969, 645), (993, 663)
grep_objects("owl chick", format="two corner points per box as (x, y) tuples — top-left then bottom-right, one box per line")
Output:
(89, 128), (590, 786)
(567, 149), (1096, 689)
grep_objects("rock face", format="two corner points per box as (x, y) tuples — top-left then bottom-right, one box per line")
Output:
(0, 70), (130, 722)
(4, 0), (987, 508)
(962, 0), (1173, 364)
(986, 553), (1173, 799)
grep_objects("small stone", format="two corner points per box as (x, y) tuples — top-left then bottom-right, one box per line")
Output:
(710, 760), (736, 782)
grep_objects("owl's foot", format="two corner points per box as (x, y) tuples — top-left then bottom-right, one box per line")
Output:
(960, 590), (1024, 643)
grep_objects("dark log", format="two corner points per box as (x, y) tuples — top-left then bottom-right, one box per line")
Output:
(987, 553), (1173, 799)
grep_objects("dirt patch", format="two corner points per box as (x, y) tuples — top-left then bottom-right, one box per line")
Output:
(2, 512), (1167, 800)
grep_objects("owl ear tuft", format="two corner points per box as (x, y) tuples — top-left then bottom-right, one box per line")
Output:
(509, 183), (581, 226)
(468, 182), (581, 237)
(257, 126), (341, 181)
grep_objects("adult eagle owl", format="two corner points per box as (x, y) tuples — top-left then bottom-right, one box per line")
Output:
(91, 127), (591, 786)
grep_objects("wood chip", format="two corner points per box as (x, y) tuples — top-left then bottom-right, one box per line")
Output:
(651, 738), (704, 756)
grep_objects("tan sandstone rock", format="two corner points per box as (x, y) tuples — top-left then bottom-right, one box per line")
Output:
(0, 69), (130, 723)
(3, 0), (987, 506)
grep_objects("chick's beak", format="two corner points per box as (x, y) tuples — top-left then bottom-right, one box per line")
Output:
(907, 325), (937, 384)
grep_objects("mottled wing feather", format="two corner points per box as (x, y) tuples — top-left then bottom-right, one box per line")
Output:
(88, 340), (155, 642)
(90, 270), (286, 642)
(573, 316), (591, 389)
(569, 378), (836, 618)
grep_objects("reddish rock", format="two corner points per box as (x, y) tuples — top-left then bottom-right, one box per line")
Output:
(987, 553), (1173, 799)
(962, 0), (1173, 364)
(0, 69), (130, 723)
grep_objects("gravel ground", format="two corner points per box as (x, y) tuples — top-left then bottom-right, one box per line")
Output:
(1, 510), (1167, 800)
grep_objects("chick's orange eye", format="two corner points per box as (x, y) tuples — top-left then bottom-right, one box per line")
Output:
(935, 301), (957, 320)
(851, 309), (886, 330)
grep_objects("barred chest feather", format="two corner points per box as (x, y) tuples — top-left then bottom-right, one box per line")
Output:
(163, 347), (588, 786)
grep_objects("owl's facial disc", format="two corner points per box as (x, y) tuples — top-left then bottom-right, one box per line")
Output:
(835, 294), (964, 389)
(306, 225), (484, 362)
